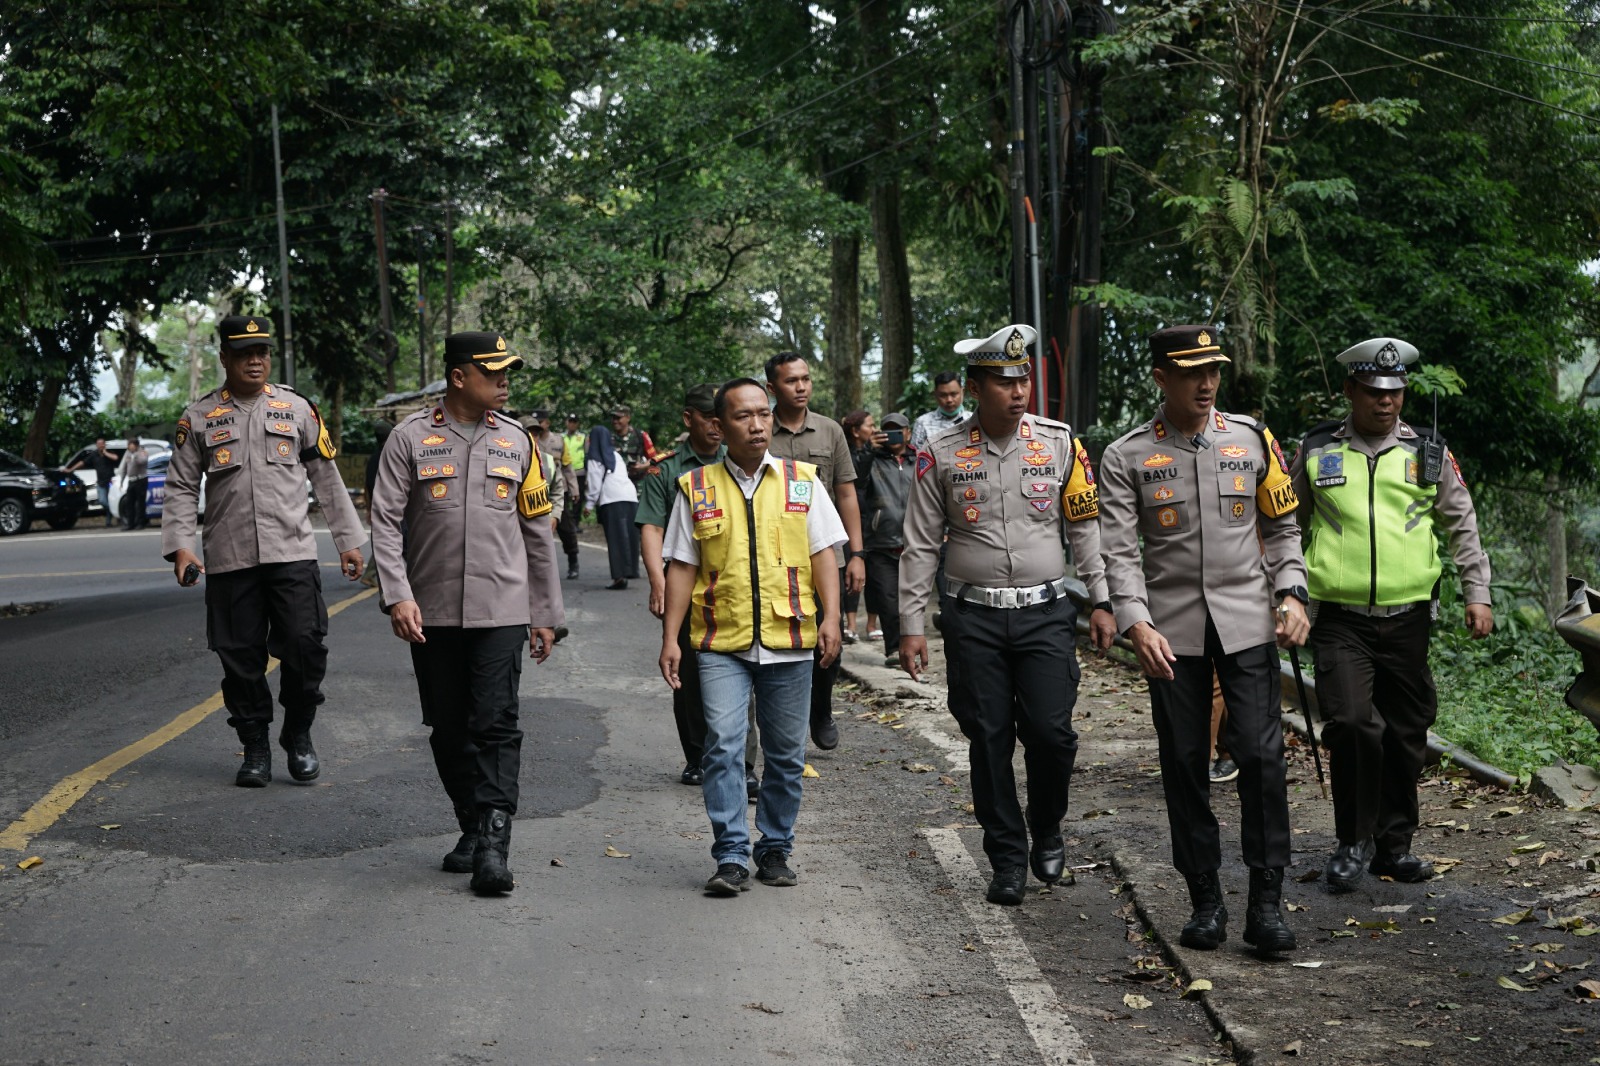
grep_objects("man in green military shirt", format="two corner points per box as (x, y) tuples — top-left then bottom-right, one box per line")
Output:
(640, 384), (728, 785)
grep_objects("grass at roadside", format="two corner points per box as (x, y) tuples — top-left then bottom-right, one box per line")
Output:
(1431, 621), (1599, 778)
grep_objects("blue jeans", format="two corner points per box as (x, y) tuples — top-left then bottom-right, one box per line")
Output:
(698, 652), (812, 864)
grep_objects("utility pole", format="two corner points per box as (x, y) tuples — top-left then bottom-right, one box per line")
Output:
(1007, 12), (1030, 333)
(443, 200), (455, 338)
(371, 188), (397, 393)
(413, 225), (428, 390)
(270, 103), (295, 389)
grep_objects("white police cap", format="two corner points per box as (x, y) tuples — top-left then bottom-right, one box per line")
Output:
(954, 324), (1036, 378)
(1335, 337), (1418, 390)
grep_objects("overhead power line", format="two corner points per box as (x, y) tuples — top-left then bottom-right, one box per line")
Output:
(1333, 6), (1600, 83)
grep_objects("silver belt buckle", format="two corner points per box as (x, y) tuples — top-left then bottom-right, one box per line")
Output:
(999, 587), (1018, 609)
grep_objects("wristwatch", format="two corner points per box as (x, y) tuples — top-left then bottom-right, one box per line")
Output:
(1275, 585), (1309, 605)
(1093, 600), (1113, 614)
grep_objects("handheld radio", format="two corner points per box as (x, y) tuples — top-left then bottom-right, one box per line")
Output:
(1419, 388), (1444, 485)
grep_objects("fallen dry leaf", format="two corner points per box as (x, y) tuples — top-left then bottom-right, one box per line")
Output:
(1283, 1039), (1303, 1055)
(1577, 980), (1600, 1000)
(1491, 908), (1537, 925)
(802, 764), (820, 779)
(98, 824), (121, 830)
(1286, 901), (1308, 912)
(1511, 841), (1548, 855)
(1530, 943), (1564, 953)
(550, 858), (566, 867)
(1080, 808), (1118, 819)
(1397, 1039), (1434, 1048)
(904, 763), (937, 773)
(1497, 976), (1537, 992)
(1122, 993), (1152, 1010)
(17, 856), (42, 870)
(603, 845), (631, 858)
(938, 775), (957, 786)
(961, 943), (976, 952)
(1492, 806), (1524, 818)
(1292, 961), (1325, 969)
(742, 1002), (783, 1014)
(1295, 868), (1322, 883)
(1182, 979), (1212, 997)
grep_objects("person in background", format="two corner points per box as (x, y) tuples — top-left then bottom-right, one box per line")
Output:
(764, 351), (866, 751)
(839, 408), (875, 644)
(855, 411), (915, 668)
(531, 421), (575, 571)
(639, 384), (727, 786)
(65, 437), (119, 526)
(908, 370), (967, 453)
(563, 413), (588, 530)
(117, 436), (150, 530)
(586, 423), (639, 590)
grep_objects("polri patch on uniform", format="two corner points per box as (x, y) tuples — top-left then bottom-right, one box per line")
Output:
(204, 406), (231, 419)
(275, 440), (292, 458)
(962, 487), (979, 501)
(1157, 506), (1180, 528)
(1022, 453), (1053, 466)
(1153, 485), (1175, 502)
(176, 418), (190, 447)
(1232, 474), (1247, 492)
(1318, 453), (1343, 479)
(1030, 499), (1051, 513)
(955, 445), (981, 459)
(1220, 444), (1248, 458)
(1026, 440), (1047, 452)
(442, 464), (457, 476)
(493, 437), (514, 448)
(955, 458), (982, 472)
(1406, 458), (1420, 485)
(491, 465), (518, 478)
(1230, 500), (1247, 522)
(495, 483), (510, 500)
(915, 450), (936, 480)
(963, 505), (980, 523)
(430, 482), (448, 499)
(422, 434), (446, 446)
(1144, 453), (1174, 467)
(1449, 451), (1466, 487)
(269, 399), (293, 410)
(216, 448), (232, 466)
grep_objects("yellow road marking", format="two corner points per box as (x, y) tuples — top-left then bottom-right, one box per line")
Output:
(0, 585), (379, 852)
(1, 562), (350, 581)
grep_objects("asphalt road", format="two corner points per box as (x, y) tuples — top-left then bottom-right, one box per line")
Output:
(0, 524), (1226, 1066)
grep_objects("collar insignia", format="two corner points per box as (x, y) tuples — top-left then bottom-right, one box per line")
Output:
(1019, 421), (1033, 439)
(1153, 420), (1167, 441)
(431, 408), (446, 426)
(969, 428), (982, 444)
(1214, 411), (1228, 432)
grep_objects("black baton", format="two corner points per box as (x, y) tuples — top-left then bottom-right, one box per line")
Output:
(1290, 646), (1328, 800)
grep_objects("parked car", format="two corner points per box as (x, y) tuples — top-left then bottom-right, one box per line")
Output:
(0, 449), (89, 535)
(107, 449), (208, 524)
(62, 438), (170, 515)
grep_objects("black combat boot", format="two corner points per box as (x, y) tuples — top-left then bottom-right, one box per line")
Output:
(470, 809), (515, 895)
(278, 713), (320, 782)
(442, 806), (478, 873)
(566, 556), (579, 580)
(1242, 867), (1298, 954)
(1179, 871), (1228, 949)
(235, 724), (272, 788)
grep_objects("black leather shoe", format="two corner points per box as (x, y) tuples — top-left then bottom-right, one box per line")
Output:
(442, 805), (478, 873)
(811, 714), (839, 750)
(1180, 871), (1228, 949)
(566, 561), (579, 579)
(235, 725), (271, 787)
(680, 763), (704, 786)
(1324, 838), (1375, 893)
(986, 866), (1027, 906)
(1242, 868), (1297, 954)
(1029, 834), (1068, 885)
(279, 728), (320, 782)
(1370, 851), (1434, 882)
(471, 809), (515, 895)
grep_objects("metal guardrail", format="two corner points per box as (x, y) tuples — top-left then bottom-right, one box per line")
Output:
(1069, 609), (1518, 790)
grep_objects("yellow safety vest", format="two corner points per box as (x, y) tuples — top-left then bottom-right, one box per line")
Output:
(678, 459), (821, 653)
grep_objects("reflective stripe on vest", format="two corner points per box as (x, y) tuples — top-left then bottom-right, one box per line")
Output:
(678, 460), (821, 653)
(1303, 439), (1440, 606)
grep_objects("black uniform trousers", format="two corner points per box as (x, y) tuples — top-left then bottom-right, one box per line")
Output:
(1147, 615), (1291, 875)
(1312, 605), (1435, 856)
(410, 624), (527, 815)
(862, 548), (902, 653)
(673, 623), (708, 767)
(942, 592), (1080, 872)
(597, 500), (639, 581)
(556, 498), (580, 563)
(810, 564), (846, 726)
(205, 559), (329, 731)
(123, 477), (149, 529)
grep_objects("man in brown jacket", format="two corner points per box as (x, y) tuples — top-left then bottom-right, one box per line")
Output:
(1099, 324), (1311, 957)
(370, 331), (563, 895)
(163, 315), (366, 788)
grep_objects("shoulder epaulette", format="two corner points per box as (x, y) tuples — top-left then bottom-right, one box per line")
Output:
(1299, 419), (1345, 452)
(927, 418), (972, 448)
(1029, 414), (1072, 433)
(1220, 410), (1259, 429)
(1107, 421), (1153, 451)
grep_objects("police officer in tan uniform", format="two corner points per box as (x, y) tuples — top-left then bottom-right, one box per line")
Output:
(900, 324), (1116, 906)
(371, 331), (563, 896)
(1290, 338), (1492, 893)
(1099, 325), (1310, 956)
(163, 314), (366, 788)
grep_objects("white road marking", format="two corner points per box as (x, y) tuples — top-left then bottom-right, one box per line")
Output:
(922, 827), (1097, 1066)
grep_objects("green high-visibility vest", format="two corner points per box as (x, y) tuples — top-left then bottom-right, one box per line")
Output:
(563, 431), (586, 470)
(1301, 433), (1441, 607)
